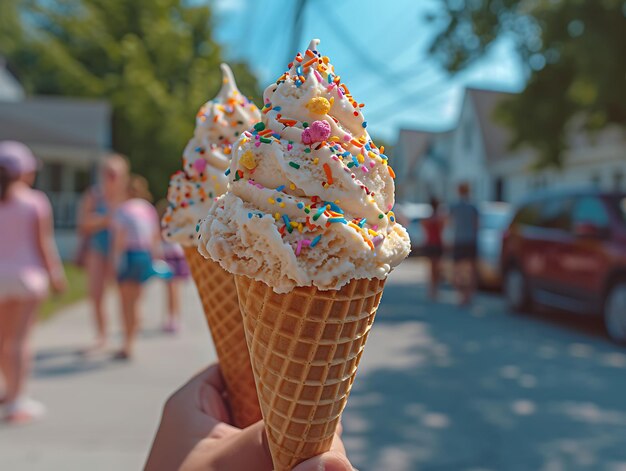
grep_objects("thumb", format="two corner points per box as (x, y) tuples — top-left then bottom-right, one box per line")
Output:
(292, 451), (353, 471)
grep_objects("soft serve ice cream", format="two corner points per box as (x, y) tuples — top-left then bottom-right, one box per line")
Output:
(198, 39), (410, 293)
(162, 63), (261, 246)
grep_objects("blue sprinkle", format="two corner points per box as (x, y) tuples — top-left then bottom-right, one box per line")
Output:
(328, 217), (347, 224)
(276, 198), (282, 202)
(358, 218), (367, 228)
(276, 185), (286, 192)
(351, 155), (359, 167)
(324, 201), (344, 214)
(248, 213), (253, 219)
(225, 168), (231, 176)
(297, 202), (304, 209)
(342, 151), (351, 157)
(296, 65), (302, 76)
(364, 143), (371, 151)
(380, 154), (388, 160)
(295, 80), (302, 88)
(362, 122), (367, 128)
(282, 214), (290, 225)
(273, 106), (282, 111)
(328, 74), (333, 83)
(310, 235), (322, 247)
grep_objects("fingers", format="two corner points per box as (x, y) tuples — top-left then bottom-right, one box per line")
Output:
(292, 451), (353, 471)
(180, 421), (274, 471)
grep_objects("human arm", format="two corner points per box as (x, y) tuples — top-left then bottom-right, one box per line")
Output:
(77, 189), (110, 236)
(35, 194), (66, 293)
(145, 365), (354, 471)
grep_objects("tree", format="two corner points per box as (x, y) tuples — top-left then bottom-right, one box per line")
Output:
(427, 0), (626, 168)
(1, 0), (261, 196)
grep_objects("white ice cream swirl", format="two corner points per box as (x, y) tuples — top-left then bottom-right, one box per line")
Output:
(162, 63), (261, 246)
(199, 40), (410, 292)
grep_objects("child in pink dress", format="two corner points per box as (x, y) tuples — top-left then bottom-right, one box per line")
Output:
(0, 141), (66, 424)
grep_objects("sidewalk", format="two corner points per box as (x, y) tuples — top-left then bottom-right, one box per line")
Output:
(0, 280), (213, 471)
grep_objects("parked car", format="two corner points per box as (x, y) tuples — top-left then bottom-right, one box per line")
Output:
(476, 202), (512, 287)
(395, 202), (433, 256)
(501, 189), (626, 343)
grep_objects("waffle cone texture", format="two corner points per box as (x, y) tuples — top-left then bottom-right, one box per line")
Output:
(183, 247), (262, 428)
(235, 275), (386, 471)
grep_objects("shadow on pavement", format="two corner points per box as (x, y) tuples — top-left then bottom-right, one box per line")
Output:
(33, 346), (116, 378)
(344, 281), (626, 471)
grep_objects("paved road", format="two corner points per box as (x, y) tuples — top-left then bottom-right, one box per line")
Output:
(1, 259), (626, 471)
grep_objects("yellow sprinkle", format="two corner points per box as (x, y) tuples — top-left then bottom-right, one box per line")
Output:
(329, 136), (341, 142)
(268, 198), (275, 204)
(211, 175), (217, 180)
(298, 223), (303, 233)
(274, 213), (280, 220)
(357, 153), (365, 163)
(240, 150), (256, 170)
(305, 96), (331, 115)
(368, 151), (377, 160)
(289, 184), (296, 190)
(290, 222), (299, 227)
(368, 229), (379, 237)
(313, 158), (319, 165)
(334, 200), (340, 205)
(279, 202), (286, 208)
(329, 96), (334, 106)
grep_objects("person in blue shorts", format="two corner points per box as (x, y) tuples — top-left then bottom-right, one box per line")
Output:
(112, 175), (167, 360)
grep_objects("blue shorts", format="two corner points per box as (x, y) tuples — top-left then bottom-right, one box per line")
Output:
(90, 230), (111, 256)
(117, 250), (155, 283)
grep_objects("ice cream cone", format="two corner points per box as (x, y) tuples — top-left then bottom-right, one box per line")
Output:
(183, 246), (261, 428)
(235, 275), (386, 471)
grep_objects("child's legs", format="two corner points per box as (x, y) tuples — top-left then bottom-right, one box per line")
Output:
(86, 251), (110, 342)
(119, 282), (142, 355)
(166, 280), (181, 320)
(0, 298), (39, 403)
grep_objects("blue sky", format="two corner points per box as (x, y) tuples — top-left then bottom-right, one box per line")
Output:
(211, 0), (525, 141)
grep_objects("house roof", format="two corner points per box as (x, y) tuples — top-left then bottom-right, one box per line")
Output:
(466, 87), (515, 162)
(397, 128), (452, 177)
(0, 57), (25, 102)
(0, 96), (111, 150)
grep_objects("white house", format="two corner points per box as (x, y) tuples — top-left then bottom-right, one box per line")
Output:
(395, 87), (626, 206)
(0, 60), (111, 259)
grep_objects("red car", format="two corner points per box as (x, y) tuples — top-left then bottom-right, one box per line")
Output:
(502, 189), (626, 343)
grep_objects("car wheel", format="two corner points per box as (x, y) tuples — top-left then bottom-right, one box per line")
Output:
(604, 282), (626, 345)
(505, 266), (531, 312)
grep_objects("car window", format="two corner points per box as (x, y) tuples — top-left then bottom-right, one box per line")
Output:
(538, 197), (572, 231)
(572, 196), (610, 228)
(514, 202), (542, 227)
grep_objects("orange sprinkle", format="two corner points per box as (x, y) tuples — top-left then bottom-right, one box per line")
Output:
(305, 49), (315, 58)
(303, 57), (317, 68)
(258, 128), (273, 136)
(350, 139), (363, 148)
(364, 236), (375, 250)
(323, 163), (333, 184)
(388, 166), (396, 178)
(213, 115), (219, 122)
(278, 118), (297, 126)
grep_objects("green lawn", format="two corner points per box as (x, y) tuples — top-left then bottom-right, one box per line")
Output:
(39, 263), (88, 321)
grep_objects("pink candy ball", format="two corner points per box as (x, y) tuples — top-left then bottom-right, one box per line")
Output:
(301, 120), (331, 145)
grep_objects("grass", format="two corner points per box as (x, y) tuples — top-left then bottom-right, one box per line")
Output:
(39, 263), (88, 321)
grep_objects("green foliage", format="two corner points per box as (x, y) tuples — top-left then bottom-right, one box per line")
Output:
(2, 0), (261, 196)
(428, 0), (626, 168)
(39, 263), (87, 320)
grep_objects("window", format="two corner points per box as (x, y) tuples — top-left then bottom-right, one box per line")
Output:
(572, 197), (610, 228)
(48, 162), (63, 192)
(514, 202), (542, 227)
(538, 197), (572, 231)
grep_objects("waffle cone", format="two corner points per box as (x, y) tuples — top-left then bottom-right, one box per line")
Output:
(183, 247), (261, 428)
(235, 275), (386, 471)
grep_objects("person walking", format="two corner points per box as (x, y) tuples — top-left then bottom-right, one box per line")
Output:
(156, 199), (189, 334)
(449, 182), (480, 306)
(0, 141), (66, 424)
(77, 154), (129, 352)
(112, 175), (163, 360)
(421, 196), (445, 300)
